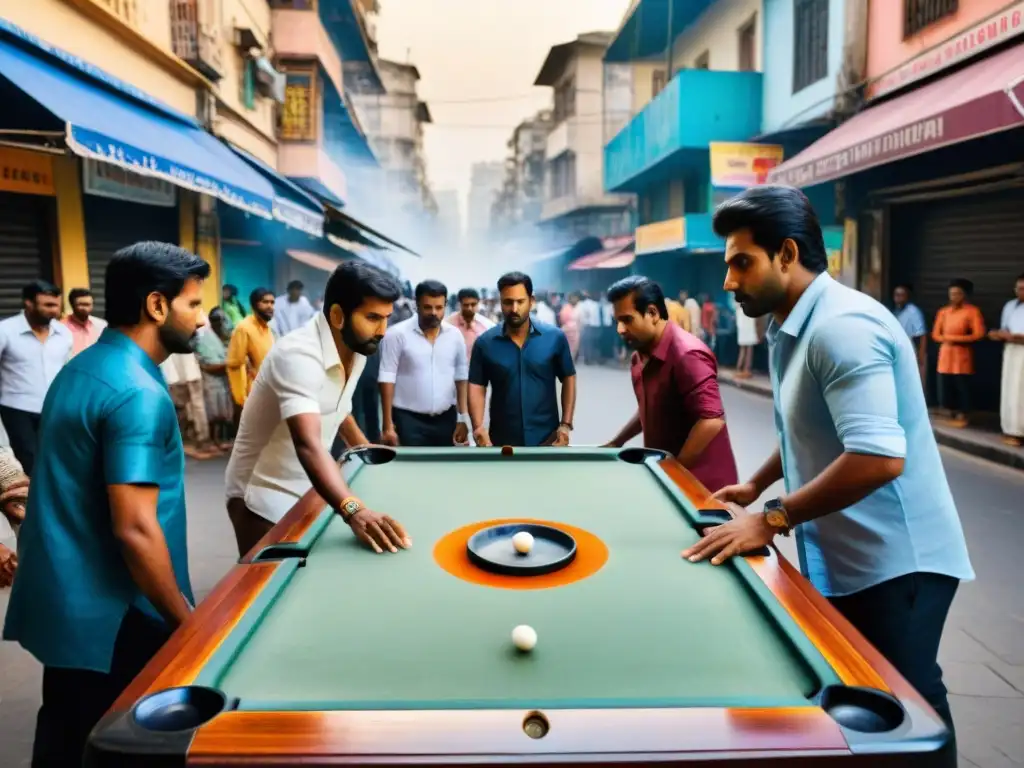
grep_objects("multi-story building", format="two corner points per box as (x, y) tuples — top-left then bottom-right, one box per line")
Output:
(491, 110), (552, 242)
(0, 0), (304, 315)
(351, 58), (436, 219)
(601, 0), (765, 297)
(535, 32), (634, 246)
(466, 161), (504, 246)
(0, 0), (408, 321)
(769, 0), (1024, 413)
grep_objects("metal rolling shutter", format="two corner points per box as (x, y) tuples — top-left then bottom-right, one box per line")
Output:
(83, 195), (179, 318)
(889, 187), (1024, 409)
(0, 192), (53, 320)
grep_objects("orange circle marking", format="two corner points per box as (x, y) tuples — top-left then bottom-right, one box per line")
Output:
(433, 518), (609, 590)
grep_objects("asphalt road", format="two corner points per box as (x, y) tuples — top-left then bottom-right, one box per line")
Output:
(0, 362), (1022, 767)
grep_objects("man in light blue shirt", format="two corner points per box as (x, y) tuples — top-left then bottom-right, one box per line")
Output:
(3, 242), (208, 767)
(893, 283), (928, 384)
(684, 186), (972, 767)
(0, 280), (73, 474)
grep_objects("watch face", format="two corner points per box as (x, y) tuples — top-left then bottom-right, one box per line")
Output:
(343, 501), (361, 515)
(766, 509), (786, 528)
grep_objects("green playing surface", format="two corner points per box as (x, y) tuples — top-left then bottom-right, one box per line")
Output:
(201, 452), (839, 710)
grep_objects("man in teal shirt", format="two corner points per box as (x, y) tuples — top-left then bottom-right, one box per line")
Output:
(3, 241), (210, 767)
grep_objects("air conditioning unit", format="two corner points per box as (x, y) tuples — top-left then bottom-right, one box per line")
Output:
(254, 57), (286, 104)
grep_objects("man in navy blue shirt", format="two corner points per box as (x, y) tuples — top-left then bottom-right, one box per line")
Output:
(468, 272), (577, 447)
(4, 241), (209, 767)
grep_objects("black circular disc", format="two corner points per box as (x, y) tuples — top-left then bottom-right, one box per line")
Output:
(467, 524), (577, 576)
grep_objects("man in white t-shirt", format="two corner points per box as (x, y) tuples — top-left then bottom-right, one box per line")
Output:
(225, 261), (411, 557)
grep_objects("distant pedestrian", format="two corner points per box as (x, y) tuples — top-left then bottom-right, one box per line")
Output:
(892, 283), (928, 385)
(226, 287), (275, 409)
(63, 288), (107, 359)
(989, 273), (1024, 447)
(220, 283), (246, 329)
(932, 278), (986, 428)
(0, 280), (73, 475)
(469, 272), (577, 448)
(447, 287), (495, 361)
(272, 280), (316, 337)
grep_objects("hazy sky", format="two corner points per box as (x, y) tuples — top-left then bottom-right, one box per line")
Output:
(375, 0), (632, 219)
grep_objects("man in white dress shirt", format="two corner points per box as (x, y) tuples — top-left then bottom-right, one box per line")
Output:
(225, 262), (411, 557)
(272, 280), (317, 337)
(379, 280), (470, 447)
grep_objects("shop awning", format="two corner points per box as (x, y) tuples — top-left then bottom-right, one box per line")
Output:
(0, 20), (274, 217)
(568, 236), (635, 270)
(768, 44), (1024, 188)
(287, 250), (345, 273)
(227, 144), (325, 238)
(324, 204), (420, 257)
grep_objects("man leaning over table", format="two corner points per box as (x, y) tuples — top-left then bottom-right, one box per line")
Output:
(224, 261), (411, 558)
(684, 186), (972, 768)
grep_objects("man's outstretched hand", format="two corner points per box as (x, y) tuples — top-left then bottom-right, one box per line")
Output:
(348, 509), (411, 554)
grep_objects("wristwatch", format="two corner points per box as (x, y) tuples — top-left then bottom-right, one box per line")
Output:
(337, 497), (363, 523)
(762, 498), (792, 536)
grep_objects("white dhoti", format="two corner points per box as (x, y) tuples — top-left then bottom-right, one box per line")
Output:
(1001, 344), (1024, 437)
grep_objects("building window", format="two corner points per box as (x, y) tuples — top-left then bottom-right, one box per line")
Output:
(903, 0), (958, 38)
(693, 50), (710, 70)
(793, 0), (828, 93)
(738, 13), (757, 72)
(280, 69), (317, 141)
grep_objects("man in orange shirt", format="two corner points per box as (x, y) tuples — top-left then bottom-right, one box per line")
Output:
(226, 287), (275, 410)
(931, 278), (986, 428)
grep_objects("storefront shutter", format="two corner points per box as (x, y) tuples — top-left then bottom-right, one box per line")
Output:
(0, 192), (54, 320)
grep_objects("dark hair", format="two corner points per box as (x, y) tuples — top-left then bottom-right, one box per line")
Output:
(287, 280), (304, 291)
(712, 185), (828, 274)
(249, 287), (273, 309)
(23, 280), (61, 303)
(606, 275), (668, 320)
(223, 284), (238, 296)
(208, 306), (225, 322)
(68, 288), (93, 306)
(1016, 273), (1024, 282)
(894, 283), (914, 293)
(104, 242), (210, 328)
(949, 278), (974, 295)
(457, 287), (480, 302)
(415, 279), (448, 303)
(323, 260), (402, 318)
(497, 271), (533, 297)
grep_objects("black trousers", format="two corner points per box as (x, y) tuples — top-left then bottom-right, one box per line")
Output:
(937, 373), (972, 414)
(352, 353), (381, 443)
(392, 406), (457, 447)
(0, 405), (41, 476)
(32, 606), (172, 768)
(829, 572), (959, 767)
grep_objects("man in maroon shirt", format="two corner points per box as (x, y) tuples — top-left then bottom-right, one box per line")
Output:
(603, 276), (739, 494)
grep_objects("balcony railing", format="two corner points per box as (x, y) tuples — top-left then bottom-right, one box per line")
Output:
(96, 0), (139, 27)
(170, 0), (224, 81)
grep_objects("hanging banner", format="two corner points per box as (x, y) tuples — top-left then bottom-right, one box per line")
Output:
(635, 217), (686, 255)
(709, 142), (784, 188)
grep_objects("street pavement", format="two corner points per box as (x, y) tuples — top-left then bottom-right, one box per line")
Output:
(1, 362), (1022, 767)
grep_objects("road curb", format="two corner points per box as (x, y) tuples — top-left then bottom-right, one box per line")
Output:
(719, 375), (1024, 472)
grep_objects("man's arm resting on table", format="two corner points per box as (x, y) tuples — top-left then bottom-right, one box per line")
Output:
(287, 413), (355, 511)
(468, 383), (487, 431)
(607, 410), (642, 447)
(559, 374), (577, 427)
(781, 452), (904, 526)
(109, 484), (191, 627)
(748, 448), (784, 495)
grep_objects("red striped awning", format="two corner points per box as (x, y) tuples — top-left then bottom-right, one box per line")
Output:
(568, 236), (634, 270)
